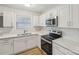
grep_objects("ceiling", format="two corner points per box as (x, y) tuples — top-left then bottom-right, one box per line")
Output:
(0, 4), (59, 14)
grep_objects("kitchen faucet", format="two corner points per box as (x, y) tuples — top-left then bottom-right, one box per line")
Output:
(24, 30), (27, 34)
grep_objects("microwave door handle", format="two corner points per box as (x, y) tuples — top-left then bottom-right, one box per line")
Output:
(51, 20), (52, 25)
(50, 19), (54, 26)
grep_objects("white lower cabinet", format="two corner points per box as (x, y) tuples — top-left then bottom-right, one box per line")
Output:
(53, 43), (75, 55)
(14, 35), (40, 53)
(25, 35), (40, 50)
(0, 35), (40, 54)
(14, 37), (26, 53)
(53, 44), (65, 55)
(0, 39), (13, 55)
(53, 47), (64, 55)
(25, 37), (36, 50)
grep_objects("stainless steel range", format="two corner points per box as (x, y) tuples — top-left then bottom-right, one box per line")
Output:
(41, 30), (62, 55)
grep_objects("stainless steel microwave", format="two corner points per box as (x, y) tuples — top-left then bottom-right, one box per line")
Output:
(45, 16), (58, 27)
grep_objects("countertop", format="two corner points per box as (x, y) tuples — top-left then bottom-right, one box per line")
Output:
(53, 37), (79, 54)
(0, 33), (39, 39)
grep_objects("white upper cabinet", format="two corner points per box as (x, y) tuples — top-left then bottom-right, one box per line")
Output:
(39, 8), (58, 26)
(49, 8), (58, 18)
(0, 11), (14, 28)
(39, 5), (79, 28)
(58, 5), (73, 28)
(39, 14), (46, 26)
(58, 4), (79, 28)
(32, 15), (39, 26)
(72, 5), (79, 28)
(3, 11), (14, 27)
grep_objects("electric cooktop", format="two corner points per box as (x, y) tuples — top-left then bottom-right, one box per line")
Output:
(41, 34), (62, 42)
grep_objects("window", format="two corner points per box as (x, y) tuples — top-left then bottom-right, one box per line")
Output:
(16, 16), (31, 29)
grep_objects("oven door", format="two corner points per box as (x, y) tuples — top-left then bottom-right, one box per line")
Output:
(41, 38), (52, 55)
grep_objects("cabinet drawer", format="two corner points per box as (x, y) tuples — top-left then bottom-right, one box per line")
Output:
(0, 39), (11, 45)
(53, 43), (75, 55)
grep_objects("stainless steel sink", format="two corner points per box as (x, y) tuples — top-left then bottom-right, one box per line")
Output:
(17, 33), (32, 36)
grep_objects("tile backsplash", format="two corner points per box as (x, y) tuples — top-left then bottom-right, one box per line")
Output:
(0, 26), (79, 43)
(37, 27), (79, 42)
(57, 28), (79, 42)
(0, 28), (12, 36)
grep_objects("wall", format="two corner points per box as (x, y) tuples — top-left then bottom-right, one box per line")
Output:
(59, 28), (79, 42)
(0, 6), (40, 36)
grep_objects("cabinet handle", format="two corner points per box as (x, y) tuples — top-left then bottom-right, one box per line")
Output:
(4, 43), (9, 45)
(4, 42), (8, 43)
(67, 21), (72, 26)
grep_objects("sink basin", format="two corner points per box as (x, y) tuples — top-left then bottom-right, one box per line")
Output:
(17, 33), (32, 36)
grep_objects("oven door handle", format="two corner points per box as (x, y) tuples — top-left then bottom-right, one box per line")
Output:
(41, 38), (52, 44)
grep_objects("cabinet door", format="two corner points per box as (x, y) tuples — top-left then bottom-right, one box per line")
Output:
(3, 11), (13, 27)
(25, 36), (37, 50)
(49, 8), (58, 18)
(58, 5), (72, 28)
(35, 35), (41, 48)
(31, 35), (41, 48)
(39, 14), (47, 26)
(0, 39), (13, 55)
(32, 15), (39, 26)
(53, 47), (64, 55)
(25, 35), (41, 50)
(39, 9), (58, 26)
(72, 5), (79, 28)
(53, 43), (64, 55)
(14, 38), (26, 53)
(53, 43), (75, 55)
